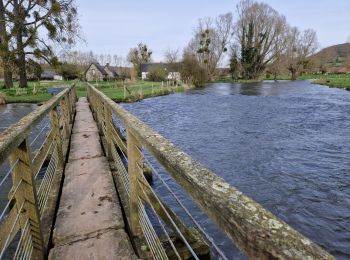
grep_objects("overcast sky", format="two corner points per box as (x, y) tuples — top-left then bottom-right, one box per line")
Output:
(75, 0), (350, 63)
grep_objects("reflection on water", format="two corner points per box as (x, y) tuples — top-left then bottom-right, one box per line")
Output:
(123, 80), (350, 259)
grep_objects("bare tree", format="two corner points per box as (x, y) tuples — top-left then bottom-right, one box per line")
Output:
(286, 27), (318, 80)
(164, 48), (180, 63)
(186, 12), (234, 78)
(235, 0), (288, 79)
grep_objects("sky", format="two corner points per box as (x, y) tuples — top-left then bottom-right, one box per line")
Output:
(75, 0), (350, 63)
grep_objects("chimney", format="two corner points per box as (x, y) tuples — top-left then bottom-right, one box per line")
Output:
(106, 63), (109, 67)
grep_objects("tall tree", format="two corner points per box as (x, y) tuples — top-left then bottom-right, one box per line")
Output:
(0, 0), (14, 88)
(229, 45), (240, 80)
(127, 43), (152, 77)
(3, 0), (79, 87)
(164, 48), (180, 64)
(235, 0), (288, 79)
(186, 12), (234, 78)
(164, 47), (180, 72)
(286, 27), (318, 80)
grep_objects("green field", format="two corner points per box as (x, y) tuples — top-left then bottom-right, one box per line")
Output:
(0, 80), (190, 103)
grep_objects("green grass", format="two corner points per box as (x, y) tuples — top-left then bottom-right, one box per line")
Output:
(313, 77), (350, 90)
(92, 81), (187, 102)
(213, 73), (350, 91)
(0, 80), (191, 103)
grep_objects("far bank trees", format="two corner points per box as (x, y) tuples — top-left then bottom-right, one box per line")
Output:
(235, 0), (288, 79)
(285, 28), (318, 80)
(127, 43), (152, 77)
(185, 0), (318, 81)
(186, 12), (234, 78)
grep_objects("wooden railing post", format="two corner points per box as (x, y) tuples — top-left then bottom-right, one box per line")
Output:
(95, 95), (103, 133)
(104, 102), (113, 159)
(59, 97), (70, 140)
(49, 107), (65, 169)
(9, 139), (44, 259)
(66, 90), (74, 124)
(127, 129), (143, 237)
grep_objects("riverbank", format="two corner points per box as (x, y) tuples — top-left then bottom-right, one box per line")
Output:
(313, 76), (350, 90)
(212, 74), (350, 90)
(0, 80), (193, 104)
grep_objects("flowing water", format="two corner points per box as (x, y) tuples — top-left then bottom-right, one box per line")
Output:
(123, 80), (350, 259)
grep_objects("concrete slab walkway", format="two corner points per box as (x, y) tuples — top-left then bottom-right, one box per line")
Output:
(49, 97), (137, 260)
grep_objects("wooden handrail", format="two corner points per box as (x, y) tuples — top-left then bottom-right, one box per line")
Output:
(0, 85), (76, 164)
(87, 83), (334, 259)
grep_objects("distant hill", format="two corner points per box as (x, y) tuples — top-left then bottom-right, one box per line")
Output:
(310, 43), (350, 69)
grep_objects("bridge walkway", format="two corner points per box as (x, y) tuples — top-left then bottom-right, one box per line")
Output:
(48, 97), (137, 259)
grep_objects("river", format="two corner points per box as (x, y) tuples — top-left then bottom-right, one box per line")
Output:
(122, 80), (350, 259)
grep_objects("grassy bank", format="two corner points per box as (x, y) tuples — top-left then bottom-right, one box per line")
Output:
(95, 82), (188, 102)
(313, 77), (350, 90)
(213, 74), (350, 91)
(0, 80), (192, 104)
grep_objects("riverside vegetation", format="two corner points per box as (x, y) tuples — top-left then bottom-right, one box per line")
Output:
(0, 80), (191, 103)
(213, 74), (350, 90)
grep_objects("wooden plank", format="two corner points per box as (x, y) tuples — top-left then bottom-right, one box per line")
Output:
(126, 129), (142, 237)
(9, 139), (44, 259)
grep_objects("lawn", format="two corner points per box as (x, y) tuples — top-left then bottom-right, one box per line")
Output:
(0, 80), (190, 103)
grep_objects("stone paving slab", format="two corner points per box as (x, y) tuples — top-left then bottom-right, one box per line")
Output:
(49, 230), (137, 260)
(50, 97), (136, 259)
(76, 105), (91, 113)
(68, 131), (103, 161)
(53, 157), (124, 245)
(75, 111), (94, 122)
(72, 118), (98, 133)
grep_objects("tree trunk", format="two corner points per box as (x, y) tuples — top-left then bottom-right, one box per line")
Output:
(291, 70), (297, 80)
(16, 38), (27, 88)
(0, 0), (13, 89)
(4, 69), (13, 88)
(14, 0), (27, 88)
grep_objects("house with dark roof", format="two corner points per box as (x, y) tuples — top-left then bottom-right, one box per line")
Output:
(85, 62), (108, 81)
(104, 63), (119, 80)
(40, 71), (63, 81)
(140, 63), (181, 81)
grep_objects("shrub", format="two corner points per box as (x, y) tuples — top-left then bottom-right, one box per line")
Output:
(180, 54), (208, 86)
(148, 65), (167, 82)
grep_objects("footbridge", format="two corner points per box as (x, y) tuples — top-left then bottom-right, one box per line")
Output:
(0, 84), (334, 259)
